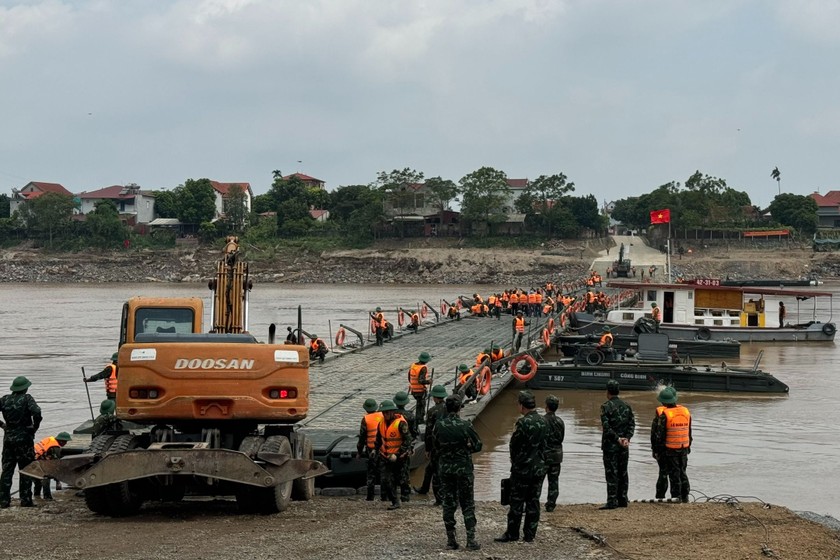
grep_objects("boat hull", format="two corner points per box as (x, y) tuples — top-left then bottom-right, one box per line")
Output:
(555, 333), (741, 359)
(528, 363), (789, 394)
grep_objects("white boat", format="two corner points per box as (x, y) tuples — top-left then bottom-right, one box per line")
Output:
(598, 280), (836, 342)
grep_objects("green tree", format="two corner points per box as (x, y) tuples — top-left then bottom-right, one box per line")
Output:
(0, 193), (9, 217)
(153, 190), (179, 219)
(176, 179), (217, 225)
(515, 173), (576, 237)
(86, 200), (128, 248)
(223, 184), (248, 233)
(17, 192), (76, 247)
(567, 194), (605, 232)
(424, 176), (458, 227)
(459, 166), (510, 235)
(264, 174), (315, 235)
(768, 194), (818, 236)
(376, 168), (425, 237)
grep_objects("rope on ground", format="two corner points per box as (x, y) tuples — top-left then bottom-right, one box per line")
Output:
(688, 490), (778, 558)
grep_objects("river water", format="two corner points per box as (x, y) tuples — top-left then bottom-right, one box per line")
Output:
(1, 283), (837, 518)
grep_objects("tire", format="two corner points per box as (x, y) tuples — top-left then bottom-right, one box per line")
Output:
(255, 436), (293, 514)
(822, 323), (836, 336)
(87, 434), (117, 455)
(696, 327), (711, 341)
(101, 435), (145, 517)
(235, 436), (265, 513)
(585, 350), (605, 366)
(291, 436), (315, 501)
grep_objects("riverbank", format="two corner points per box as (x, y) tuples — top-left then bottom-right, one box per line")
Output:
(1, 492), (838, 559)
(3, 239), (840, 284)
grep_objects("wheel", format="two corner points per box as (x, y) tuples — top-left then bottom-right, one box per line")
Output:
(86, 434), (117, 455)
(291, 436), (315, 501)
(255, 436), (293, 514)
(822, 323), (836, 336)
(83, 434), (119, 514)
(696, 327), (711, 341)
(585, 350), (605, 366)
(104, 435), (145, 517)
(235, 436), (265, 513)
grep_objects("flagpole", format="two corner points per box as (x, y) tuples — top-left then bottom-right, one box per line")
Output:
(667, 220), (672, 282)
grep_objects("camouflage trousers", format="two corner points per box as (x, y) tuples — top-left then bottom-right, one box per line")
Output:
(411, 392), (426, 425)
(602, 448), (629, 507)
(0, 439), (35, 506)
(506, 474), (546, 540)
(418, 453), (440, 500)
(400, 456), (411, 499)
(364, 451), (380, 499)
(545, 460), (562, 508)
(655, 454), (669, 499)
(665, 452), (690, 501)
(380, 457), (406, 505)
(33, 477), (54, 499)
(439, 472), (476, 537)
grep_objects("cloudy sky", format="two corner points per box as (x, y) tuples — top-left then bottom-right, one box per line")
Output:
(1, 0), (838, 207)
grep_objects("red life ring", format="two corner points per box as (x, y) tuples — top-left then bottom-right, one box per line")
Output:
(421, 305), (429, 318)
(511, 355), (538, 382)
(547, 318), (555, 334)
(478, 366), (492, 395)
(335, 328), (346, 346)
(560, 313), (567, 328)
(397, 310), (405, 326)
(441, 301), (449, 315)
(541, 328), (551, 347)
(370, 318), (377, 334)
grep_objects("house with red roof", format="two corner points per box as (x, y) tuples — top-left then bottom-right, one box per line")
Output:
(810, 191), (840, 229)
(282, 173), (325, 190)
(78, 184), (156, 225)
(9, 181), (74, 215)
(209, 181), (253, 220)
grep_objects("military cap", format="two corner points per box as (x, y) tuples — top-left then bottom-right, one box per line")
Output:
(310, 334), (318, 339)
(518, 390), (536, 408)
(379, 399), (397, 412)
(491, 344), (500, 350)
(516, 310), (524, 315)
(602, 326), (612, 333)
(445, 394), (463, 412)
(100, 399), (116, 414)
(418, 351), (431, 363)
(657, 387), (678, 405)
(111, 352), (119, 362)
(606, 379), (620, 394)
(55, 432), (72, 442)
(363, 398), (378, 413)
(545, 395), (560, 407)
(431, 385), (448, 398)
(393, 391), (410, 406)
(10, 376), (31, 392)
(458, 363), (470, 373)
(650, 302), (658, 308)
(375, 307), (382, 312)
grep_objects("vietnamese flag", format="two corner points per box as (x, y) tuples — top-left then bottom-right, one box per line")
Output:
(650, 209), (671, 224)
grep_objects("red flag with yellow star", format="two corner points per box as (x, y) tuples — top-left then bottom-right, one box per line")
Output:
(650, 209), (670, 224)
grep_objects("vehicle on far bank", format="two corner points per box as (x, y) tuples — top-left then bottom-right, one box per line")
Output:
(611, 243), (632, 277)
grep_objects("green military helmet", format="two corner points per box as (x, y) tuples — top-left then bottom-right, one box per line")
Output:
(363, 398), (378, 413)
(458, 363), (470, 373)
(379, 399), (398, 412)
(602, 326), (612, 333)
(445, 394), (463, 412)
(310, 334), (318, 339)
(491, 344), (500, 350)
(9, 376), (31, 392)
(545, 394), (560, 407)
(375, 307), (382, 312)
(418, 351), (431, 363)
(431, 385), (448, 399)
(650, 302), (658, 308)
(657, 387), (678, 405)
(393, 391), (410, 406)
(111, 352), (119, 363)
(518, 390), (536, 408)
(483, 348), (491, 354)
(100, 399), (116, 415)
(606, 379), (621, 394)
(55, 432), (72, 442)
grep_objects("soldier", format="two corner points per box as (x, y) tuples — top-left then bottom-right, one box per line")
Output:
(650, 302), (661, 332)
(414, 385), (448, 503)
(651, 387), (692, 503)
(543, 395), (565, 512)
(599, 380), (635, 509)
(408, 352), (432, 424)
(308, 334), (328, 364)
(33, 431), (72, 500)
(375, 399), (412, 510)
(456, 364), (478, 401)
(394, 391), (418, 502)
(85, 352), (119, 399)
(0, 376), (43, 508)
(512, 311), (528, 353)
(356, 398), (383, 501)
(496, 390), (548, 543)
(434, 395), (483, 551)
(92, 398), (123, 438)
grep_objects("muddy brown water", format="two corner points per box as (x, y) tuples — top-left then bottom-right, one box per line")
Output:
(1, 283), (838, 518)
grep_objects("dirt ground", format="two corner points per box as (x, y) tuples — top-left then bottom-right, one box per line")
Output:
(1, 492), (838, 560)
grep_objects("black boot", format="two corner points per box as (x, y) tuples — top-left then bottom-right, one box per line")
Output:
(446, 532), (459, 550)
(466, 533), (480, 550)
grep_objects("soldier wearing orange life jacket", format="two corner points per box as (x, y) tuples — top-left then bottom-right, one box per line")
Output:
(512, 311), (528, 353)
(85, 352), (119, 399)
(651, 387), (692, 503)
(357, 398), (384, 501)
(308, 335), (328, 363)
(375, 399), (412, 510)
(32, 432), (71, 500)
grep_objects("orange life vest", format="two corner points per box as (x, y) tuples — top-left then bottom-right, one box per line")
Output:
(501, 292), (510, 303)
(379, 417), (404, 456)
(475, 353), (490, 366)
(515, 317), (525, 333)
(509, 293), (519, 304)
(458, 370), (479, 391)
(664, 406), (691, 449)
(528, 293), (537, 304)
(488, 295), (497, 306)
(408, 363), (428, 393)
(471, 304), (481, 314)
(310, 339), (322, 352)
(490, 348), (504, 362)
(652, 307), (662, 321)
(105, 363), (118, 395)
(599, 333), (614, 347)
(34, 436), (60, 459)
(364, 412), (384, 449)
(535, 292), (543, 304)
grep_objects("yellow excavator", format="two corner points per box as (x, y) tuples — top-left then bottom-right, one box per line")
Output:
(23, 237), (328, 516)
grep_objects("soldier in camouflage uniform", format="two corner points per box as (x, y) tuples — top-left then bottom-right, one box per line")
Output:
(433, 395), (483, 550)
(599, 380), (635, 509)
(92, 399), (123, 438)
(0, 376), (43, 508)
(33, 431), (71, 499)
(651, 387), (692, 502)
(394, 391), (418, 501)
(356, 398), (384, 501)
(415, 384), (448, 504)
(496, 390), (548, 543)
(543, 395), (565, 512)
(375, 399), (412, 510)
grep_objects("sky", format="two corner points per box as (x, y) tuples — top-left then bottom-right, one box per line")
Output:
(1, 0), (839, 209)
